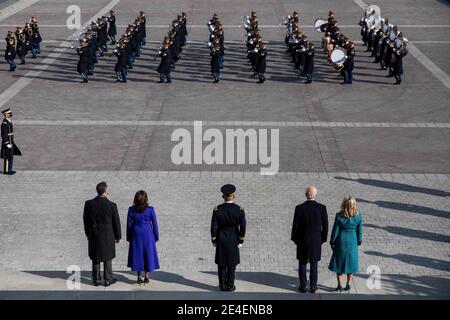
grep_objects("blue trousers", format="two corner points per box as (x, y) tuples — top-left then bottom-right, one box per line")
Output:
(344, 69), (353, 84)
(299, 260), (318, 290)
(3, 156), (13, 174)
(6, 59), (16, 70)
(160, 73), (172, 82)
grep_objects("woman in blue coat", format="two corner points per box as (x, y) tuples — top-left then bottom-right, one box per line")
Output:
(127, 190), (160, 284)
(328, 196), (362, 292)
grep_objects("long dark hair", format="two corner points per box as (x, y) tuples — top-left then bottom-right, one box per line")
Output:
(133, 190), (149, 213)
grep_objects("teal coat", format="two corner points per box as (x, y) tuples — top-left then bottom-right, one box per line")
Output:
(328, 212), (362, 274)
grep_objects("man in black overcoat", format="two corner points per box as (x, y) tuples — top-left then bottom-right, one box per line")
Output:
(107, 10), (117, 45)
(291, 186), (328, 293)
(211, 184), (246, 291)
(83, 181), (122, 286)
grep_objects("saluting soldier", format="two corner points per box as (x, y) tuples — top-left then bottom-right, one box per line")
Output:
(1, 108), (22, 175)
(107, 10), (117, 45)
(211, 184), (246, 291)
(5, 31), (16, 71)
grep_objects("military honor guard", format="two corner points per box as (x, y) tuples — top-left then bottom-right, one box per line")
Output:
(242, 11), (267, 83)
(283, 11), (314, 81)
(4, 31), (16, 71)
(139, 11), (147, 46)
(342, 41), (355, 84)
(154, 13), (188, 83)
(76, 39), (90, 83)
(358, 6), (408, 84)
(210, 184), (246, 291)
(1, 108), (22, 175)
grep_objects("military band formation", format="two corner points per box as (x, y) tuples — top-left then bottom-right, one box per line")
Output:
(358, 4), (408, 84)
(3, 5), (408, 85)
(4, 16), (42, 71)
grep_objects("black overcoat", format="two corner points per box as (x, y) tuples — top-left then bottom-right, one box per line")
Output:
(291, 200), (328, 264)
(157, 48), (171, 74)
(83, 196), (122, 262)
(108, 16), (117, 36)
(211, 203), (246, 266)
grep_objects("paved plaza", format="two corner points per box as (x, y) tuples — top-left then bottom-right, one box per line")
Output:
(0, 0), (449, 299)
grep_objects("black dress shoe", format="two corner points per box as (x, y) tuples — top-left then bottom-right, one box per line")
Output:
(93, 281), (101, 287)
(310, 286), (317, 293)
(298, 286), (306, 293)
(137, 277), (144, 284)
(105, 278), (117, 287)
(226, 285), (236, 292)
(144, 277), (149, 284)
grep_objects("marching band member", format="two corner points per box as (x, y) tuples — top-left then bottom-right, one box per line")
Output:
(342, 42), (355, 85)
(392, 32), (408, 85)
(30, 17), (42, 57)
(304, 43), (315, 84)
(15, 27), (26, 64)
(4, 31), (16, 71)
(77, 39), (90, 83)
(255, 42), (267, 84)
(157, 37), (172, 83)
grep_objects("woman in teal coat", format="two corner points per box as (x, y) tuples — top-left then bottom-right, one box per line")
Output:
(328, 196), (362, 292)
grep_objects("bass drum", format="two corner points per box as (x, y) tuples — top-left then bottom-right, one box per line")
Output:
(314, 18), (326, 32)
(330, 48), (347, 65)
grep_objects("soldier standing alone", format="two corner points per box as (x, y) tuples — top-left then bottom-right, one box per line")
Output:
(1, 108), (22, 175)
(210, 184), (246, 291)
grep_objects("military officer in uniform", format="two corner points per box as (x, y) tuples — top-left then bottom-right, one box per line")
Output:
(210, 184), (246, 291)
(1, 108), (22, 175)
(15, 27), (27, 64)
(5, 31), (16, 71)
(107, 10), (117, 45)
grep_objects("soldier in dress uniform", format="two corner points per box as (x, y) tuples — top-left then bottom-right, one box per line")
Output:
(5, 31), (16, 71)
(139, 11), (147, 46)
(15, 27), (27, 64)
(254, 42), (267, 83)
(342, 41), (355, 84)
(1, 108), (22, 175)
(392, 32), (408, 85)
(107, 10), (117, 45)
(30, 17), (42, 57)
(210, 43), (221, 83)
(210, 184), (246, 291)
(157, 37), (172, 83)
(304, 43), (315, 84)
(77, 39), (90, 83)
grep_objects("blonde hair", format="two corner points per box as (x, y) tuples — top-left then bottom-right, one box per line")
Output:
(340, 196), (358, 218)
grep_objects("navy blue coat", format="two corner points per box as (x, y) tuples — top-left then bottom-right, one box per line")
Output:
(291, 200), (328, 264)
(211, 203), (246, 266)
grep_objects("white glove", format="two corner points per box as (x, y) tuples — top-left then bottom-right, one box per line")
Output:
(6, 144), (12, 149)
(237, 244), (242, 248)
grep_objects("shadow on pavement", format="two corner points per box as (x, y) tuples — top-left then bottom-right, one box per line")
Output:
(364, 251), (450, 272)
(334, 177), (450, 197)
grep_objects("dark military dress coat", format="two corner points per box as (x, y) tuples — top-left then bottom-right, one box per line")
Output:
(291, 200), (328, 264)
(5, 36), (16, 60)
(107, 16), (117, 37)
(304, 47), (314, 74)
(157, 48), (171, 74)
(83, 196), (122, 262)
(1, 119), (22, 160)
(255, 48), (267, 73)
(211, 203), (246, 266)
